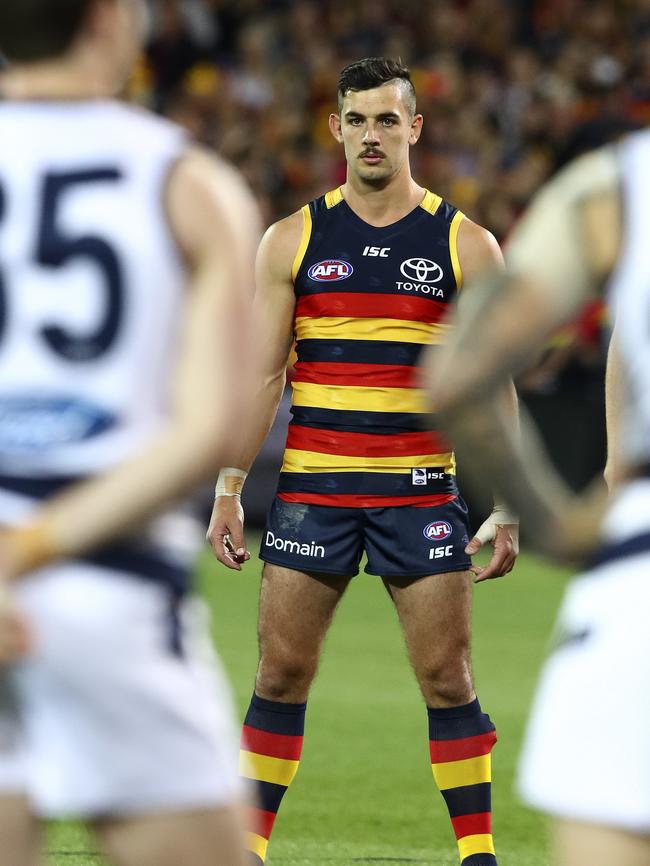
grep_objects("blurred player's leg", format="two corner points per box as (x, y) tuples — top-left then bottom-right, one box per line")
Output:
(387, 571), (498, 866)
(0, 795), (40, 866)
(553, 819), (650, 866)
(94, 805), (248, 866)
(241, 564), (351, 863)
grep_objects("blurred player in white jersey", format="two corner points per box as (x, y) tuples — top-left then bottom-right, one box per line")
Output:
(429, 130), (650, 866)
(0, 1), (259, 864)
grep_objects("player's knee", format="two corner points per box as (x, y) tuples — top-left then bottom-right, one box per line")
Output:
(416, 656), (473, 706)
(256, 648), (317, 700)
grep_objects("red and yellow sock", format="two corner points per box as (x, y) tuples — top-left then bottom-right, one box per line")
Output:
(240, 693), (306, 864)
(428, 698), (498, 866)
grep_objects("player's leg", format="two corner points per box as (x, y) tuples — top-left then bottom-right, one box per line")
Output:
(0, 795), (40, 866)
(365, 500), (497, 866)
(553, 819), (650, 866)
(385, 569), (475, 707)
(94, 805), (248, 866)
(0, 673), (40, 866)
(387, 570), (498, 866)
(241, 562), (353, 864)
(255, 563), (352, 702)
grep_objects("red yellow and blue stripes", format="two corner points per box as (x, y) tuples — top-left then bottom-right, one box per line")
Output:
(295, 291), (449, 321)
(240, 694), (306, 864)
(284, 187), (462, 508)
(428, 700), (498, 865)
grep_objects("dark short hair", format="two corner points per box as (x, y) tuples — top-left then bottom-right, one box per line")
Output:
(0, 0), (93, 63)
(337, 57), (417, 117)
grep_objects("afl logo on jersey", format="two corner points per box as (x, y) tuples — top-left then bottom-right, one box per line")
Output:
(308, 260), (353, 281)
(423, 521), (453, 541)
(400, 258), (443, 283)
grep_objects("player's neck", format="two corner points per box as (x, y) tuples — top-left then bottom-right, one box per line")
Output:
(341, 171), (425, 228)
(0, 52), (116, 102)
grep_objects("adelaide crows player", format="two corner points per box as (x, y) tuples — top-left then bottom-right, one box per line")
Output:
(208, 58), (518, 865)
(0, 1), (259, 864)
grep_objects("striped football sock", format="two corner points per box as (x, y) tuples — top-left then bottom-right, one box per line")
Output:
(427, 698), (498, 866)
(240, 693), (306, 864)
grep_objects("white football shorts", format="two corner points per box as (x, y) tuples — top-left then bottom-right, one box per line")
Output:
(518, 480), (650, 831)
(0, 562), (242, 818)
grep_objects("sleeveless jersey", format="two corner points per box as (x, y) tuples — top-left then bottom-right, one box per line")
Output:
(608, 130), (650, 467)
(0, 101), (193, 588)
(279, 186), (463, 508)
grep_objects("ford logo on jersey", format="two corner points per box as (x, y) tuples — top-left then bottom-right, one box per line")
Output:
(0, 397), (116, 452)
(423, 521), (453, 541)
(308, 260), (353, 281)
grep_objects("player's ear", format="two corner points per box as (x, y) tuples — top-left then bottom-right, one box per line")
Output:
(409, 114), (423, 146)
(329, 113), (343, 143)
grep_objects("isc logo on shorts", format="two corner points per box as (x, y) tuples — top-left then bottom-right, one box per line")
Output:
(307, 260), (353, 281)
(423, 521), (453, 541)
(429, 545), (453, 559)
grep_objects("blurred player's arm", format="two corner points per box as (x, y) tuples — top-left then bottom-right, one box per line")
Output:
(0, 148), (260, 580)
(451, 217), (519, 580)
(431, 147), (620, 556)
(207, 212), (301, 570)
(604, 323), (630, 490)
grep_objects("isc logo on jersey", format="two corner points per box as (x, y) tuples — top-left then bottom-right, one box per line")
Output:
(423, 521), (453, 541)
(308, 260), (353, 281)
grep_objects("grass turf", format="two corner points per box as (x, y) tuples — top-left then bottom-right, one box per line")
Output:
(46, 540), (570, 865)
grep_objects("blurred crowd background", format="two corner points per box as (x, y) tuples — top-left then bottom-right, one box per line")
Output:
(137, 0), (645, 235)
(134, 0), (636, 506)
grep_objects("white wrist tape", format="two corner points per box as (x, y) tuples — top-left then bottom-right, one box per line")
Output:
(214, 467), (248, 498)
(474, 505), (519, 544)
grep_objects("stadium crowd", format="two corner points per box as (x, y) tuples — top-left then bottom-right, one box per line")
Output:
(138, 0), (647, 237)
(135, 0), (637, 491)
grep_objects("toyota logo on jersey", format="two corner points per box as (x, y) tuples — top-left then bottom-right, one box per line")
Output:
(400, 258), (443, 283)
(423, 520), (453, 541)
(308, 260), (353, 281)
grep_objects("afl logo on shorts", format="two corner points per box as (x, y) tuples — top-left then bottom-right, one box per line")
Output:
(423, 521), (453, 541)
(308, 260), (353, 281)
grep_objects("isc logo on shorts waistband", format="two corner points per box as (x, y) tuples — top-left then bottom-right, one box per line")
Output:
(264, 530), (325, 558)
(412, 468), (447, 485)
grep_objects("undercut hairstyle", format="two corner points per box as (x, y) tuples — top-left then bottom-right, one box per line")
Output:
(0, 0), (93, 63)
(337, 57), (417, 118)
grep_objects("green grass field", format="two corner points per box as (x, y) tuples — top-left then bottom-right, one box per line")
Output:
(47, 539), (571, 866)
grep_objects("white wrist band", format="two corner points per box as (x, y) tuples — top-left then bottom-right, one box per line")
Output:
(214, 467), (248, 498)
(473, 505), (519, 545)
(490, 504), (519, 525)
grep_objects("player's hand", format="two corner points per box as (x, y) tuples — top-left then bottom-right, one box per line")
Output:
(0, 585), (31, 665)
(206, 495), (251, 571)
(465, 507), (519, 582)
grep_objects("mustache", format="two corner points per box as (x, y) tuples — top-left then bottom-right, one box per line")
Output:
(359, 149), (386, 158)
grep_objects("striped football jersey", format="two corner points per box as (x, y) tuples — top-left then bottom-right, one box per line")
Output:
(278, 186), (464, 508)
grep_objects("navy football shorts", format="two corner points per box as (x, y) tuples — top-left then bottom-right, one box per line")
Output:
(259, 496), (472, 578)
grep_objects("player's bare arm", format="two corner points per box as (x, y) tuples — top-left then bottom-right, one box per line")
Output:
(451, 216), (519, 580)
(431, 148), (620, 557)
(0, 148), (260, 582)
(604, 322), (633, 491)
(207, 211), (300, 570)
